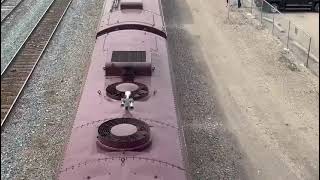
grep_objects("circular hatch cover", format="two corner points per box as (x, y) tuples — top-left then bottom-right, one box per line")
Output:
(97, 118), (151, 151)
(106, 82), (149, 100)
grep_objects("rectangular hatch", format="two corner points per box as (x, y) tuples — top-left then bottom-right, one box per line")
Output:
(105, 50), (152, 76)
(111, 51), (146, 62)
(120, 0), (143, 10)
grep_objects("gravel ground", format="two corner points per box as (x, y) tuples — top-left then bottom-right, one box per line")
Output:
(163, 0), (249, 179)
(1, 0), (23, 21)
(1, 0), (54, 72)
(167, 26), (249, 179)
(1, 0), (104, 179)
(164, 0), (319, 179)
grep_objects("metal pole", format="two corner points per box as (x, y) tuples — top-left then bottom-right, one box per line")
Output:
(260, 0), (263, 24)
(306, 37), (312, 67)
(228, 1), (230, 20)
(272, 12), (275, 34)
(286, 20), (291, 49)
(251, 0), (253, 14)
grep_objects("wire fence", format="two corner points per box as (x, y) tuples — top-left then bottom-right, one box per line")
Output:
(228, 0), (319, 75)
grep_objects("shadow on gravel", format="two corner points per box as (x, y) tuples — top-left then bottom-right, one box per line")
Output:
(162, 0), (251, 179)
(167, 25), (250, 180)
(162, 0), (194, 26)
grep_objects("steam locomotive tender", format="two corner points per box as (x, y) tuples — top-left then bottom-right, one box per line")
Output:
(58, 0), (188, 179)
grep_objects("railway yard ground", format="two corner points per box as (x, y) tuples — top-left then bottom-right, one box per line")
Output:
(1, 0), (319, 179)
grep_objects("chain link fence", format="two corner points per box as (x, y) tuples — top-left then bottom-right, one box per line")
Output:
(228, 0), (319, 75)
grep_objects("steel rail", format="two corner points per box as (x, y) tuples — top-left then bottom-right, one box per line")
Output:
(1, 0), (55, 76)
(1, 0), (8, 4)
(1, 0), (73, 128)
(1, 0), (24, 23)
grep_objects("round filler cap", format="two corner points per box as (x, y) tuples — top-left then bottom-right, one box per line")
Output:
(97, 118), (151, 151)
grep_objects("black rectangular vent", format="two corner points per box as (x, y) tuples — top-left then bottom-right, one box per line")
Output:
(111, 51), (146, 62)
(120, 4), (143, 9)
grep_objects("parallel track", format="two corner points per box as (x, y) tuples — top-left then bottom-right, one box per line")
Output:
(1, 0), (24, 23)
(1, 0), (73, 128)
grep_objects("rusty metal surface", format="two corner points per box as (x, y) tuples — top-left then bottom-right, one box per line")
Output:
(58, 0), (186, 179)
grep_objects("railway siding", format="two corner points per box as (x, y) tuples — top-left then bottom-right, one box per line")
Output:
(1, 0), (73, 127)
(1, 0), (24, 22)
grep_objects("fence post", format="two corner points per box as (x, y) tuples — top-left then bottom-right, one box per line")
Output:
(260, 0), (263, 24)
(272, 12), (275, 34)
(286, 20), (291, 49)
(228, 1), (230, 20)
(306, 37), (312, 68)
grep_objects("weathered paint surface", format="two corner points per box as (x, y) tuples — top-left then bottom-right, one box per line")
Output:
(58, 0), (187, 179)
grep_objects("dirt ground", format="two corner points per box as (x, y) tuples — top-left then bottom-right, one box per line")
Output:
(164, 0), (319, 179)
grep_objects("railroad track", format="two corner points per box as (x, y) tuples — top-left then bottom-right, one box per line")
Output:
(1, 0), (24, 23)
(1, 0), (73, 127)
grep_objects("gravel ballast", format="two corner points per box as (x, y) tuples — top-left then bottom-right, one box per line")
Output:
(1, 0), (55, 72)
(1, 0), (104, 179)
(163, 0), (318, 179)
(162, 0), (248, 179)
